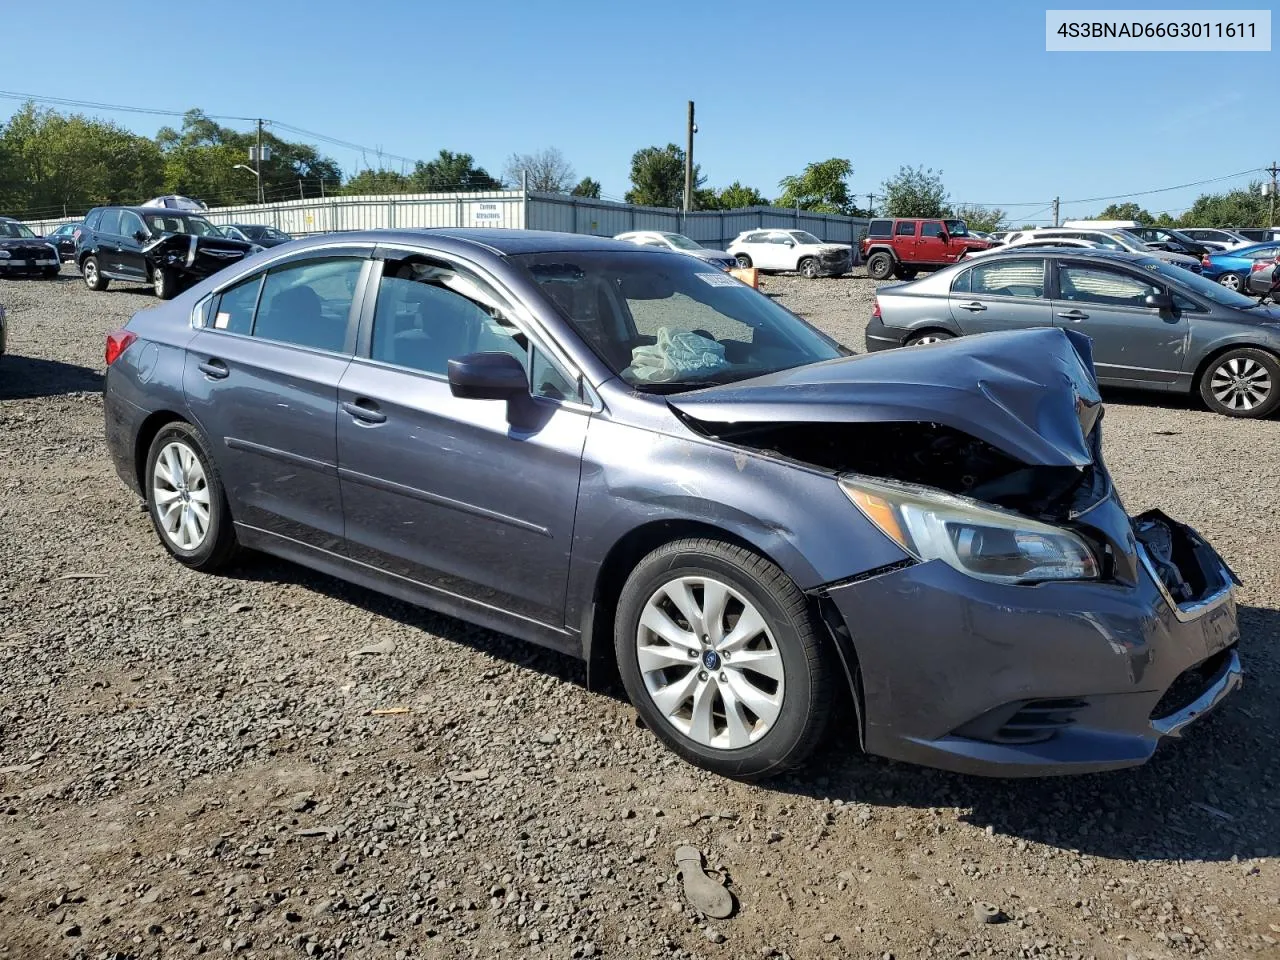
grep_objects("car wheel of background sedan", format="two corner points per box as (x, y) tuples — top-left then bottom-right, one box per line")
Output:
(145, 422), (238, 571)
(613, 538), (834, 781)
(82, 256), (109, 291)
(153, 267), (178, 301)
(1198, 348), (1280, 418)
(905, 330), (954, 347)
(866, 252), (894, 281)
(735, 254), (753, 269)
(798, 257), (819, 280)
(1217, 272), (1245, 291)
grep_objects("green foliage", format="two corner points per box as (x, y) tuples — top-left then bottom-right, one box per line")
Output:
(948, 204), (1006, 233)
(409, 150), (503, 192)
(570, 177), (601, 198)
(1177, 183), (1270, 228)
(1153, 211), (1176, 227)
(776, 158), (854, 215)
(341, 169), (414, 195)
(881, 165), (949, 218)
(714, 181), (769, 209)
(1092, 202), (1154, 224)
(625, 144), (702, 208)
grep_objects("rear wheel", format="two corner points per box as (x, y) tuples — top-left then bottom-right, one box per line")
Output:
(1217, 272), (1245, 292)
(906, 330), (954, 347)
(82, 256), (108, 291)
(1198, 348), (1280, 417)
(144, 422), (238, 570)
(866, 252), (894, 281)
(735, 253), (753, 269)
(614, 538), (834, 781)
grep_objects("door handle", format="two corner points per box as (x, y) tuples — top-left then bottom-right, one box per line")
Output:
(197, 358), (229, 379)
(1057, 310), (1089, 321)
(958, 301), (987, 311)
(342, 399), (387, 424)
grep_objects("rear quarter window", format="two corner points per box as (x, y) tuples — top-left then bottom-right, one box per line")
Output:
(867, 220), (891, 238)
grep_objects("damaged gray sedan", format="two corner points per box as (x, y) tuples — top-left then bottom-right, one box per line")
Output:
(101, 231), (1242, 781)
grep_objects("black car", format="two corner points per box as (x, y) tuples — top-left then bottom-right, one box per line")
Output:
(76, 207), (258, 300)
(0, 217), (61, 279)
(219, 223), (292, 248)
(1128, 227), (1219, 258)
(46, 222), (82, 261)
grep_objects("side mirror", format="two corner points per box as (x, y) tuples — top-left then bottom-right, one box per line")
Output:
(1144, 292), (1174, 310)
(447, 352), (528, 400)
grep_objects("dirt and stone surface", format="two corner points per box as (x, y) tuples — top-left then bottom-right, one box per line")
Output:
(0, 266), (1277, 959)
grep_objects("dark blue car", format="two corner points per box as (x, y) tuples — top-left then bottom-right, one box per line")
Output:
(100, 230), (1243, 781)
(1201, 241), (1280, 291)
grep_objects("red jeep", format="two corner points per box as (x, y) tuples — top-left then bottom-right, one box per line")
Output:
(861, 218), (993, 281)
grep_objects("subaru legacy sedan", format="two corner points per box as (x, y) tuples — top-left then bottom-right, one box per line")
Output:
(867, 249), (1280, 418)
(103, 230), (1242, 780)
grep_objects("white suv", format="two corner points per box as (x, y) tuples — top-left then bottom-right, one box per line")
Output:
(727, 229), (851, 279)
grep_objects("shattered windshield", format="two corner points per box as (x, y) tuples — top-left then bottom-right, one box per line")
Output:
(512, 250), (844, 391)
(143, 214), (224, 238)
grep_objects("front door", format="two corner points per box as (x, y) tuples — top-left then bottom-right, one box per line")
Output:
(947, 257), (1053, 335)
(917, 220), (950, 264)
(182, 253), (369, 550)
(756, 232), (794, 270)
(336, 252), (589, 630)
(1050, 259), (1185, 386)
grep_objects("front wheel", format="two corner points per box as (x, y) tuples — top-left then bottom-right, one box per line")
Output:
(734, 253), (753, 269)
(866, 252), (894, 281)
(1198, 348), (1280, 417)
(614, 539), (834, 781)
(144, 422), (239, 570)
(153, 267), (180, 300)
(798, 257), (819, 279)
(82, 256), (109, 291)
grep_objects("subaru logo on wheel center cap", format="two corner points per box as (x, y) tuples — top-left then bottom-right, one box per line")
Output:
(702, 650), (720, 671)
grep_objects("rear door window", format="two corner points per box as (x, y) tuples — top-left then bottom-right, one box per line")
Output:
(253, 258), (364, 353)
(895, 221), (917, 236)
(97, 210), (122, 236)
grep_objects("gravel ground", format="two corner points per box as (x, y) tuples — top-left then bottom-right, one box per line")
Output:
(0, 266), (1277, 960)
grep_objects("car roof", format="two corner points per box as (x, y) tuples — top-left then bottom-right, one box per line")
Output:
(977, 247), (1150, 263)
(275, 228), (654, 256)
(92, 205), (207, 215)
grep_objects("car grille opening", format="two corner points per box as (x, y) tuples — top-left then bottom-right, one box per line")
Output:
(1150, 647), (1234, 721)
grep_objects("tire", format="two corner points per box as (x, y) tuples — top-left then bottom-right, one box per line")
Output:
(144, 422), (238, 571)
(734, 253), (753, 269)
(153, 266), (178, 300)
(613, 538), (834, 781)
(1217, 272), (1245, 292)
(899, 267), (918, 279)
(81, 256), (109, 291)
(1197, 347), (1280, 418)
(906, 330), (954, 347)
(866, 251), (894, 281)
(798, 257), (819, 280)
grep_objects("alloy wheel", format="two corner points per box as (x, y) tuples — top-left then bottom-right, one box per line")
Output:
(1210, 356), (1272, 411)
(635, 575), (784, 750)
(152, 440), (212, 551)
(912, 335), (945, 345)
(1218, 273), (1242, 291)
(83, 260), (97, 287)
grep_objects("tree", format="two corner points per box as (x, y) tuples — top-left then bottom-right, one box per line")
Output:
(409, 149), (502, 192)
(570, 177), (601, 198)
(342, 168), (414, 195)
(625, 144), (702, 208)
(715, 181), (769, 209)
(1153, 211), (1177, 227)
(777, 158), (855, 214)
(948, 204), (1007, 233)
(1178, 183), (1269, 228)
(881, 165), (949, 218)
(1092, 202), (1154, 224)
(503, 147), (575, 193)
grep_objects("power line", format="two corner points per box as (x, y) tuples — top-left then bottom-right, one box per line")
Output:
(0, 90), (256, 123)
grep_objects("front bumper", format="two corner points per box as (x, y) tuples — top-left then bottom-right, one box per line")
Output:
(822, 513), (1241, 777)
(0, 257), (59, 275)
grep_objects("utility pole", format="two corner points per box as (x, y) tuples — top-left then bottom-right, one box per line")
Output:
(866, 193), (878, 216)
(1052, 196), (1060, 227)
(1268, 161), (1279, 227)
(256, 119), (265, 204)
(683, 101), (695, 213)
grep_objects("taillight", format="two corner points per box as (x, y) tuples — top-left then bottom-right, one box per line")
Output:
(1251, 261), (1269, 272)
(872, 298), (882, 320)
(105, 328), (137, 366)
(1201, 255), (1212, 268)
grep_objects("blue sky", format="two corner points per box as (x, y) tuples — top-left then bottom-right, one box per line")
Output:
(2, 1), (1273, 223)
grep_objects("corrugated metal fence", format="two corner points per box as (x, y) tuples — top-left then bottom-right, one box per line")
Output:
(23, 190), (870, 252)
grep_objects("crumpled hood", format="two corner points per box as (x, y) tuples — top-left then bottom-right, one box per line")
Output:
(668, 327), (1102, 468)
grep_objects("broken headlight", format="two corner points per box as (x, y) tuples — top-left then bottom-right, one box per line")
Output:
(839, 475), (1099, 585)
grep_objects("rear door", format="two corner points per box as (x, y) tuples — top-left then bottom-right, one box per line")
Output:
(182, 249), (372, 550)
(93, 209), (127, 276)
(1050, 259), (1185, 386)
(947, 257), (1053, 335)
(115, 210), (149, 280)
(893, 219), (918, 262)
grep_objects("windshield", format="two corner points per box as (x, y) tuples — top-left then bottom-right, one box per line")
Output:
(1115, 231), (1153, 252)
(512, 250), (843, 391)
(662, 233), (703, 251)
(0, 222), (37, 239)
(943, 220), (970, 237)
(144, 214), (224, 238)
(1139, 257), (1261, 309)
(789, 231), (822, 245)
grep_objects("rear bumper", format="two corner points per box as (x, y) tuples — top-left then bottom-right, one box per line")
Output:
(821, 516), (1241, 777)
(104, 373), (147, 496)
(863, 315), (903, 351)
